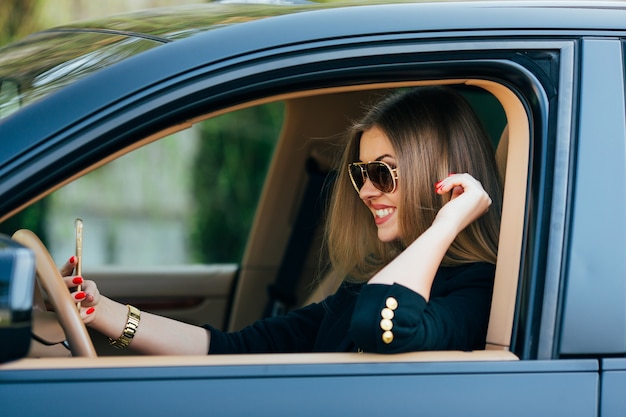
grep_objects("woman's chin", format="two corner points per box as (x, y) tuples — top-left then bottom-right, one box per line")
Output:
(377, 227), (400, 243)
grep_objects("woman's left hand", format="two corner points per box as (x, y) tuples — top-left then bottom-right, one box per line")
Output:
(59, 256), (100, 322)
(433, 173), (492, 233)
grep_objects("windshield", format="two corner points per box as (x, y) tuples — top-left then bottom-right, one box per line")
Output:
(0, 31), (163, 120)
(0, 3), (320, 120)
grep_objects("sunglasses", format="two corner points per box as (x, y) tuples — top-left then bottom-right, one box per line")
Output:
(348, 161), (399, 194)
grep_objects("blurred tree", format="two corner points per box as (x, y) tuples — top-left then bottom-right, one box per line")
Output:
(0, 201), (49, 241)
(0, 0), (42, 46)
(190, 103), (284, 263)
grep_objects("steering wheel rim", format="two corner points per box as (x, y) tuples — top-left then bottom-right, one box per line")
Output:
(13, 229), (97, 357)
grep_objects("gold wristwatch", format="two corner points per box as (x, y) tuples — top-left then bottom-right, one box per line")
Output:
(109, 304), (141, 349)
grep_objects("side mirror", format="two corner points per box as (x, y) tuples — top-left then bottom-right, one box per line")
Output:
(0, 234), (35, 363)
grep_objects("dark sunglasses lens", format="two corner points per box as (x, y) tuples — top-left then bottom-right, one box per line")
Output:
(367, 162), (394, 192)
(349, 164), (365, 190)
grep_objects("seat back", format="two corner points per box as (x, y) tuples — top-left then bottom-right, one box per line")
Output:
(479, 78), (529, 350)
(486, 124), (515, 349)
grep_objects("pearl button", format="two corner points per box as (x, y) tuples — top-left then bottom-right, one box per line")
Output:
(381, 307), (394, 320)
(385, 297), (398, 310)
(380, 318), (393, 331)
(382, 330), (394, 344)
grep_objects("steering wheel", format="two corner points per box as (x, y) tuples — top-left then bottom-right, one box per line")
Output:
(12, 229), (97, 357)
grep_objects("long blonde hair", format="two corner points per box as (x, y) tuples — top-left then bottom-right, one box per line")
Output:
(325, 86), (503, 282)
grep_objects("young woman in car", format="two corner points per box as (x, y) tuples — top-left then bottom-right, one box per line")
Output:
(62, 86), (503, 354)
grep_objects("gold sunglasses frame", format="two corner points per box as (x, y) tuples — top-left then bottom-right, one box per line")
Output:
(347, 161), (399, 194)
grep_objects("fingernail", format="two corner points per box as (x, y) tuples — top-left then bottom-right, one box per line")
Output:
(434, 180), (443, 190)
(448, 172), (457, 177)
(86, 307), (95, 315)
(69, 256), (76, 264)
(72, 276), (83, 285)
(74, 292), (86, 300)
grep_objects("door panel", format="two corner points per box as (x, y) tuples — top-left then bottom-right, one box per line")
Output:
(0, 357), (598, 416)
(601, 358), (626, 417)
(86, 265), (237, 355)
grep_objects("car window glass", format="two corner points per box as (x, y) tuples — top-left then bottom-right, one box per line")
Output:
(0, 32), (163, 120)
(42, 102), (283, 266)
(0, 79), (20, 118)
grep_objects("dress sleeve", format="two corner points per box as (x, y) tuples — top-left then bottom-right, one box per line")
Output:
(348, 263), (495, 353)
(205, 300), (327, 354)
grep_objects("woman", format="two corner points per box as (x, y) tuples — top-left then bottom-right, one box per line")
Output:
(62, 86), (503, 354)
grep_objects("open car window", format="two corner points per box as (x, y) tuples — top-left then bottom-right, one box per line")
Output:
(2, 80), (529, 360)
(42, 102), (284, 267)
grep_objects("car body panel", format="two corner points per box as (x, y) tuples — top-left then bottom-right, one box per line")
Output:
(559, 38), (626, 355)
(0, 355), (598, 416)
(601, 358), (626, 417)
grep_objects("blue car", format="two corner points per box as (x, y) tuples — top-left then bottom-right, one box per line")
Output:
(0, 1), (624, 415)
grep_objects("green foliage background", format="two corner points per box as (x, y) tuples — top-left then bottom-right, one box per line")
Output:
(191, 103), (283, 263)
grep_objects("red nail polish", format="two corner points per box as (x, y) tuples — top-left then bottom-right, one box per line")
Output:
(448, 172), (457, 177)
(86, 307), (95, 315)
(74, 292), (86, 300)
(72, 276), (83, 285)
(69, 256), (76, 264)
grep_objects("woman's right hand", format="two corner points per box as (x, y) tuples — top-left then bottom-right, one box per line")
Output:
(433, 173), (492, 234)
(60, 256), (101, 324)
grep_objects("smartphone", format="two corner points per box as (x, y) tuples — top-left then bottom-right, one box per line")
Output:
(75, 218), (83, 308)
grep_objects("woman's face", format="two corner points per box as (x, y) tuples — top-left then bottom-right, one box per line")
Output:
(357, 126), (402, 242)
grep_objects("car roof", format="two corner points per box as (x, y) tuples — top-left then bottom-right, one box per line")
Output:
(1, 0), (625, 113)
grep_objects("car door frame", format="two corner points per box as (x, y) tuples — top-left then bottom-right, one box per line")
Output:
(0, 29), (599, 416)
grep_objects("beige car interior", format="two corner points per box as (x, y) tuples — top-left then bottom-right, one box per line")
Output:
(5, 78), (526, 370)
(231, 79), (527, 355)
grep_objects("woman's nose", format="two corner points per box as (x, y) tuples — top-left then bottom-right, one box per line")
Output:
(359, 177), (382, 200)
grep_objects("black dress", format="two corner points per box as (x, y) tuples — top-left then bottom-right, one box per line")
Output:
(206, 262), (495, 354)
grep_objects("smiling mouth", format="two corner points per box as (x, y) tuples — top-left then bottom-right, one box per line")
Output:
(375, 208), (395, 219)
